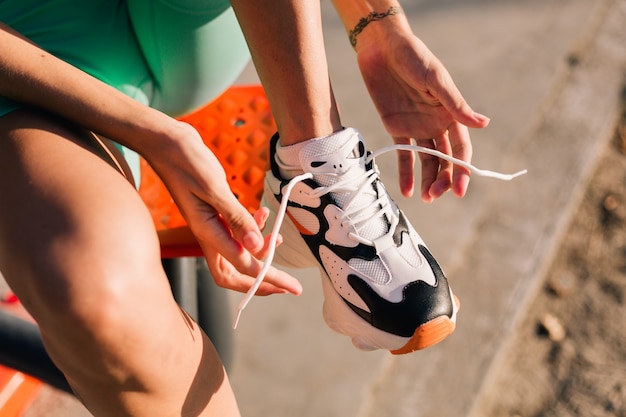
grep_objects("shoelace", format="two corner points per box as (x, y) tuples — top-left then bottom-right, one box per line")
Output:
(307, 160), (393, 245)
(232, 144), (527, 328)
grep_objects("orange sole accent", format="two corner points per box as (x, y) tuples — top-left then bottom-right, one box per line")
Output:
(390, 296), (461, 355)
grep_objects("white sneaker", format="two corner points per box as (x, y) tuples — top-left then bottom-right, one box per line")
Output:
(264, 128), (458, 353)
(233, 127), (525, 353)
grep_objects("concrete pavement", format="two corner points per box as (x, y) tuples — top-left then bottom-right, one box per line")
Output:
(2, 0), (625, 415)
(230, 0), (626, 416)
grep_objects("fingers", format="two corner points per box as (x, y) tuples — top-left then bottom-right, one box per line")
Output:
(393, 137), (416, 198)
(204, 245), (303, 296)
(207, 187), (265, 254)
(198, 206), (300, 296)
(416, 120), (473, 202)
(428, 63), (491, 129)
(417, 135), (452, 203)
(448, 121), (473, 198)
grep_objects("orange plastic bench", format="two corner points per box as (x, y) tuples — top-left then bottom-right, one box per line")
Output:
(139, 85), (276, 258)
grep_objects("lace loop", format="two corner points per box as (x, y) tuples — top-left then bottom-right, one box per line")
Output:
(368, 144), (528, 180)
(232, 172), (313, 329)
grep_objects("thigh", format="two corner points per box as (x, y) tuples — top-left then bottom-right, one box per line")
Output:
(126, 0), (251, 117)
(0, 109), (238, 415)
(0, 109), (165, 323)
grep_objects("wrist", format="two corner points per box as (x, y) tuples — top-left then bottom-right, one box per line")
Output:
(126, 110), (198, 164)
(339, 3), (411, 51)
(348, 6), (400, 48)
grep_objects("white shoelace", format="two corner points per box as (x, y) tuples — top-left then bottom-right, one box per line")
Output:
(232, 145), (527, 328)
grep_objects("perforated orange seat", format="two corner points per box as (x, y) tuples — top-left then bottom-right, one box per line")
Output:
(138, 86), (276, 258)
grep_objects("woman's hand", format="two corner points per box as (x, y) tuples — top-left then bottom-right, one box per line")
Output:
(144, 122), (302, 296)
(202, 207), (302, 295)
(355, 25), (490, 201)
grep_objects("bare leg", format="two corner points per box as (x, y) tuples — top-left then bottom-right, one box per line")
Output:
(231, 0), (342, 144)
(0, 109), (240, 417)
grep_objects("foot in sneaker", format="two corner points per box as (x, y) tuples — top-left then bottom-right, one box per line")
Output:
(266, 127), (458, 354)
(233, 127), (525, 354)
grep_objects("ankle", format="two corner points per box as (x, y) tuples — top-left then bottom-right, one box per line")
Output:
(275, 128), (357, 179)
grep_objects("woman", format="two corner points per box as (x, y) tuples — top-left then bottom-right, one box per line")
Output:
(0, 0), (488, 415)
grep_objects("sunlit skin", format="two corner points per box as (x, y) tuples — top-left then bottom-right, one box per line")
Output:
(0, 0), (487, 415)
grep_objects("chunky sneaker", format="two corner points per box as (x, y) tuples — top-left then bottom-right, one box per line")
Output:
(233, 128), (526, 354)
(270, 127), (457, 353)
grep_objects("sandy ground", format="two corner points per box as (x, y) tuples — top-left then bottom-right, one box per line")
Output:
(477, 95), (626, 416)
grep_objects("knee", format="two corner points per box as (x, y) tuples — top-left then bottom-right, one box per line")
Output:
(25, 234), (164, 343)
(30, 245), (173, 382)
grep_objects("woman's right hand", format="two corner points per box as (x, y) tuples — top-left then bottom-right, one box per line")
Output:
(144, 121), (302, 296)
(202, 207), (303, 296)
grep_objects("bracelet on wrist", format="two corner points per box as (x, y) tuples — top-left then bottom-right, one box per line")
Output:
(348, 6), (402, 48)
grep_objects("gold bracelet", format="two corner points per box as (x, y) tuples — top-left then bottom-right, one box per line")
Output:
(349, 6), (401, 48)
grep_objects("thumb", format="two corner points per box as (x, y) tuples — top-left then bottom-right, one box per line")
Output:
(212, 190), (264, 253)
(430, 66), (490, 129)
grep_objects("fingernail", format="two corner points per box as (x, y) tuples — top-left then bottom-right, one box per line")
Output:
(243, 231), (262, 251)
(474, 112), (491, 123)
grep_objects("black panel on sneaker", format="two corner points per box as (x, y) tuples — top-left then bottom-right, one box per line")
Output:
(346, 245), (454, 337)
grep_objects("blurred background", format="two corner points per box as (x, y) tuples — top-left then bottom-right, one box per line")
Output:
(1, 0), (625, 415)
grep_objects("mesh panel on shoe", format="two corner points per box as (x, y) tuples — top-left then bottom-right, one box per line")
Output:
(349, 258), (390, 285)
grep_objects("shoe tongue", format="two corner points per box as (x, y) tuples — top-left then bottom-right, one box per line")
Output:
(298, 128), (389, 241)
(298, 128), (365, 188)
